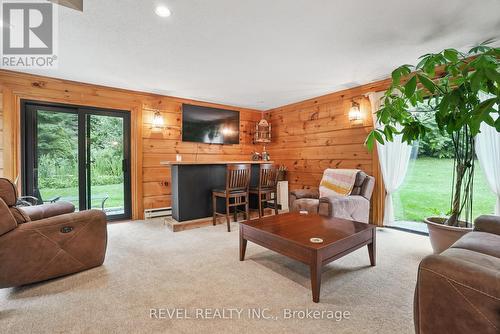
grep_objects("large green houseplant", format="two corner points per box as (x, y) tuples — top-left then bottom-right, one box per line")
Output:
(366, 42), (500, 252)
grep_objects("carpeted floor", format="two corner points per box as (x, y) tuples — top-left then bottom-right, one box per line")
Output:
(0, 219), (432, 334)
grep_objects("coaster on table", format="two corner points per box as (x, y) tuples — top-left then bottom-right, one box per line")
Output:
(299, 210), (309, 214)
(310, 238), (324, 244)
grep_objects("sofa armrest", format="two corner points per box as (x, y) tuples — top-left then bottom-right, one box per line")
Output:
(415, 251), (500, 333)
(290, 188), (319, 199)
(318, 195), (370, 223)
(0, 210), (107, 288)
(19, 201), (75, 221)
(16, 210), (107, 262)
(289, 188), (320, 211)
(0, 198), (17, 236)
(474, 215), (500, 235)
(19, 209), (105, 231)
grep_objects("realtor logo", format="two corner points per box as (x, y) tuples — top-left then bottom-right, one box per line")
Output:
(1, 0), (58, 68)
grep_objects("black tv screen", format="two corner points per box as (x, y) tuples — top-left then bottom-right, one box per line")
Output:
(182, 104), (240, 144)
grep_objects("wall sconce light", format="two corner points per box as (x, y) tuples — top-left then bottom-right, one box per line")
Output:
(152, 110), (165, 129)
(348, 101), (362, 122)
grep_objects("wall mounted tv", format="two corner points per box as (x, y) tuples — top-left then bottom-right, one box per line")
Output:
(182, 104), (240, 145)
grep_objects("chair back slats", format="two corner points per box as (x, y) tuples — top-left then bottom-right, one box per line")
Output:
(259, 164), (278, 189)
(226, 164), (251, 192)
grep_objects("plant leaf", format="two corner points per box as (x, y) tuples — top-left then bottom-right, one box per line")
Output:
(391, 69), (401, 85)
(365, 131), (375, 151)
(484, 114), (495, 127)
(443, 49), (459, 62)
(470, 70), (483, 92)
(404, 76), (417, 98)
(417, 74), (436, 93)
(495, 117), (500, 132)
(484, 68), (500, 83)
(374, 130), (385, 145)
(384, 126), (394, 141)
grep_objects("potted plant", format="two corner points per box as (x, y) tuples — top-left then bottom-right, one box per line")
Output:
(366, 41), (500, 253)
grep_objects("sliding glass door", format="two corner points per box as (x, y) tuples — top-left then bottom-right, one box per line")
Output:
(21, 101), (131, 220)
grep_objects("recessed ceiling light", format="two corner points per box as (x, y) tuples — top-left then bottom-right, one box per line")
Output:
(155, 5), (171, 18)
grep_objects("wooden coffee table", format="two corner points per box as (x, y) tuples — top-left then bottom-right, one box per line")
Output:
(239, 212), (376, 303)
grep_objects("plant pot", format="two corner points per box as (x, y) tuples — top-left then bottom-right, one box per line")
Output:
(424, 217), (473, 254)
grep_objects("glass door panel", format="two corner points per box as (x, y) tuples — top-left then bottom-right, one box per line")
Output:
(30, 107), (81, 209)
(87, 114), (127, 218)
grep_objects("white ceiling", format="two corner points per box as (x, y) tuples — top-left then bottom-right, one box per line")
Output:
(18, 0), (500, 110)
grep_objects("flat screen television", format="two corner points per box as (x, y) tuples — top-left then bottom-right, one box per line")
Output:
(182, 104), (240, 145)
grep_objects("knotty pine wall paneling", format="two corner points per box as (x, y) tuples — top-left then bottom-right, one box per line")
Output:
(141, 98), (261, 210)
(264, 79), (392, 225)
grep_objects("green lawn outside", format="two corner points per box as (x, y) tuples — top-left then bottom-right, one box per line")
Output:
(393, 158), (496, 222)
(41, 183), (124, 209)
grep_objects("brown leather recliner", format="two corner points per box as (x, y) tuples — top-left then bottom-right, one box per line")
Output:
(414, 215), (500, 334)
(289, 170), (375, 223)
(0, 178), (107, 288)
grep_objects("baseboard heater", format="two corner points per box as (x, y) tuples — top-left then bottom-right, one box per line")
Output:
(144, 207), (172, 219)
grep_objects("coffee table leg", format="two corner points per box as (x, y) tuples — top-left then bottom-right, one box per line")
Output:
(368, 228), (376, 266)
(310, 255), (322, 303)
(240, 234), (247, 261)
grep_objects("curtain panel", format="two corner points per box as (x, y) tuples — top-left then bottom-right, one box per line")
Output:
(368, 92), (412, 225)
(476, 120), (500, 215)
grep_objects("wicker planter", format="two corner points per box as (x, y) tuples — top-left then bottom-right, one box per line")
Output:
(424, 216), (472, 254)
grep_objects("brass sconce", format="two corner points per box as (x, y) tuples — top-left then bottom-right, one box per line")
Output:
(348, 100), (363, 123)
(151, 110), (165, 129)
(144, 107), (181, 131)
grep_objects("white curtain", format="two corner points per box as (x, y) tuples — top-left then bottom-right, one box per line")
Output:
(476, 117), (500, 215)
(368, 92), (413, 224)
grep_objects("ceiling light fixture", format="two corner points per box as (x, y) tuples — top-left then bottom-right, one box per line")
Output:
(155, 5), (171, 18)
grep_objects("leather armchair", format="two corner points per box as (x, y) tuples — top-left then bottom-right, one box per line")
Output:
(0, 178), (107, 288)
(414, 215), (500, 334)
(289, 170), (375, 223)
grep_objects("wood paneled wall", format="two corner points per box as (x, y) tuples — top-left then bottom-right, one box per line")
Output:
(140, 99), (261, 210)
(264, 80), (392, 225)
(0, 70), (261, 219)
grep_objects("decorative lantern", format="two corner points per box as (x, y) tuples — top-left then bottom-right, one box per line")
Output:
(254, 119), (271, 143)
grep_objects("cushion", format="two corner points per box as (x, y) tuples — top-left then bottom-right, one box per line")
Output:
(451, 232), (500, 259)
(0, 178), (18, 207)
(0, 199), (17, 236)
(319, 169), (359, 197)
(291, 198), (319, 214)
(212, 189), (247, 195)
(249, 186), (274, 192)
(9, 207), (31, 224)
(351, 171), (367, 195)
(19, 202), (75, 221)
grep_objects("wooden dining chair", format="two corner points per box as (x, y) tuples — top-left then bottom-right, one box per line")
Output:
(212, 164), (251, 232)
(249, 163), (279, 218)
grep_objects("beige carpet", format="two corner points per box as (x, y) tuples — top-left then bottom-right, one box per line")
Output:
(0, 219), (431, 334)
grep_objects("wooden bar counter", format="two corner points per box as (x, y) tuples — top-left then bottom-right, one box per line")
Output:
(161, 161), (273, 222)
